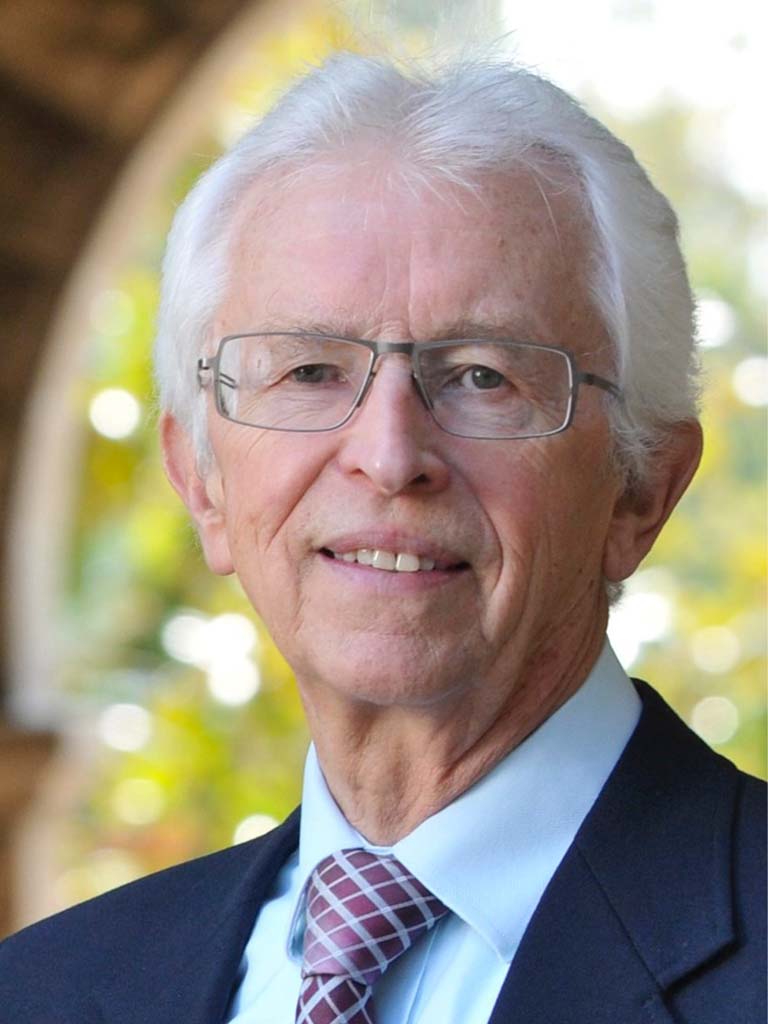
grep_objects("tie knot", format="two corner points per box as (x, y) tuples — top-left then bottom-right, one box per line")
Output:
(301, 848), (449, 987)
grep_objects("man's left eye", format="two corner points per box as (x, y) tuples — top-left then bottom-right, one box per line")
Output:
(460, 365), (506, 390)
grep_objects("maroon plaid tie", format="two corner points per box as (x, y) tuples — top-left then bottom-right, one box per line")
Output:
(296, 848), (449, 1024)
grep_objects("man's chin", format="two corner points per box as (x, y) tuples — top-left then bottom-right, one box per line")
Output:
(296, 649), (474, 714)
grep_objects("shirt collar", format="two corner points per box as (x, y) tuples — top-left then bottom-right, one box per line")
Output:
(291, 639), (641, 962)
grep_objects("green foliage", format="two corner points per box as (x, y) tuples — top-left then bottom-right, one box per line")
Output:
(597, 102), (766, 779)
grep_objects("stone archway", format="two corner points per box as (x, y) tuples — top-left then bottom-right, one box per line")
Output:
(0, 0), (266, 939)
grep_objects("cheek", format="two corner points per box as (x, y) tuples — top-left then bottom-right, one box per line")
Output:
(472, 444), (557, 550)
(218, 467), (306, 632)
(476, 440), (616, 585)
(537, 445), (621, 578)
(214, 430), (333, 569)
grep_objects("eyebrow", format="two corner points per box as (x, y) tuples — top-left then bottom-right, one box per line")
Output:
(251, 313), (542, 344)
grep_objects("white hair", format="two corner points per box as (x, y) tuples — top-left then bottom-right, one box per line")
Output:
(154, 52), (699, 484)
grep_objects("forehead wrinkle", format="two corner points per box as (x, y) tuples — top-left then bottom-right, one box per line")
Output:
(240, 311), (547, 344)
(222, 167), (598, 353)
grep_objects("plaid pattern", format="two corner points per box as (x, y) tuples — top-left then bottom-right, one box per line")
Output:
(296, 848), (449, 1024)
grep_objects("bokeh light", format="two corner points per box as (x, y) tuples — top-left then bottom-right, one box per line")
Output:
(207, 659), (262, 707)
(690, 695), (740, 746)
(97, 703), (153, 752)
(690, 626), (742, 675)
(233, 813), (280, 844)
(731, 356), (768, 407)
(89, 388), (142, 439)
(696, 292), (736, 350)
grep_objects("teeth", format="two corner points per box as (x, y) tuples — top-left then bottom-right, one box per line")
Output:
(372, 550), (396, 571)
(395, 553), (419, 573)
(331, 549), (440, 572)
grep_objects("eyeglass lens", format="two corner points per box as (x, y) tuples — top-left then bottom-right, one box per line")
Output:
(216, 334), (573, 438)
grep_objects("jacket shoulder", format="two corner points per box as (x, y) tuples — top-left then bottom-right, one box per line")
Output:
(584, 681), (766, 1020)
(2, 832), (259, 946)
(0, 809), (300, 1016)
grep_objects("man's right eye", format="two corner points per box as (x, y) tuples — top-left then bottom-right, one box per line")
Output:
(289, 363), (337, 384)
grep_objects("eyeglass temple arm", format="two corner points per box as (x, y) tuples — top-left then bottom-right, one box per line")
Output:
(197, 357), (211, 387)
(197, 358), (236, 389)
(579, 371), (622, 400)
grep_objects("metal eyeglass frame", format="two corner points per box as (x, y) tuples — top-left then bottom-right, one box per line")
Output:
(197, 331), (622, 440)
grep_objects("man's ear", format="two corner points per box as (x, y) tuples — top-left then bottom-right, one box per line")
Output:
(160, 412), (234, 576)
(603, 420), (703, 584)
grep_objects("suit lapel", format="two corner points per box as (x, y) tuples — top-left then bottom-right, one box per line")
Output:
(91, 808), (301, 1024)
(489, 683), (738, 1024)
(488, 848), (678, 1024)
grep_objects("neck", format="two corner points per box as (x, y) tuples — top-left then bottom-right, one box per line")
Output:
(301, 619), (607, 846)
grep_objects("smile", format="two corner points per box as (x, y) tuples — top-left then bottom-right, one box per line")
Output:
(322, 548), (455, 572)
(328, 548), (436, 572)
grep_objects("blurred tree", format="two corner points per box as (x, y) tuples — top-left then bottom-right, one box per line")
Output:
(598, 101), (766, 779)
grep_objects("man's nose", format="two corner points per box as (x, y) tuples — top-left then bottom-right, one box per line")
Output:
(335, 358), (451, 497)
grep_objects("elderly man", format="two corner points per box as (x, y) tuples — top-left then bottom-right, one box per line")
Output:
(1, 54), (764, 1023)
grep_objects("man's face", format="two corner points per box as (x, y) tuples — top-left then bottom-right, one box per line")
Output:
(188, 164), (631, 719)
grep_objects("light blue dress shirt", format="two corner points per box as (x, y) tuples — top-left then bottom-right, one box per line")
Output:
(226, 641), (641, 1023)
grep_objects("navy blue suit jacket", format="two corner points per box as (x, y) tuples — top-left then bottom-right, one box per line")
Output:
(0, 681), (765, 1023)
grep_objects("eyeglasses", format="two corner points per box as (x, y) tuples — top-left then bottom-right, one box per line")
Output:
(197, 332), (621, 440)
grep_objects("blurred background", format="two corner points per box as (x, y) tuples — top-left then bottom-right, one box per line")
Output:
(0, 0), (764, 937)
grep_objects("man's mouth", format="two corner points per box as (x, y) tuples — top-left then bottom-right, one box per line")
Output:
(320, 548), (467, 573)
